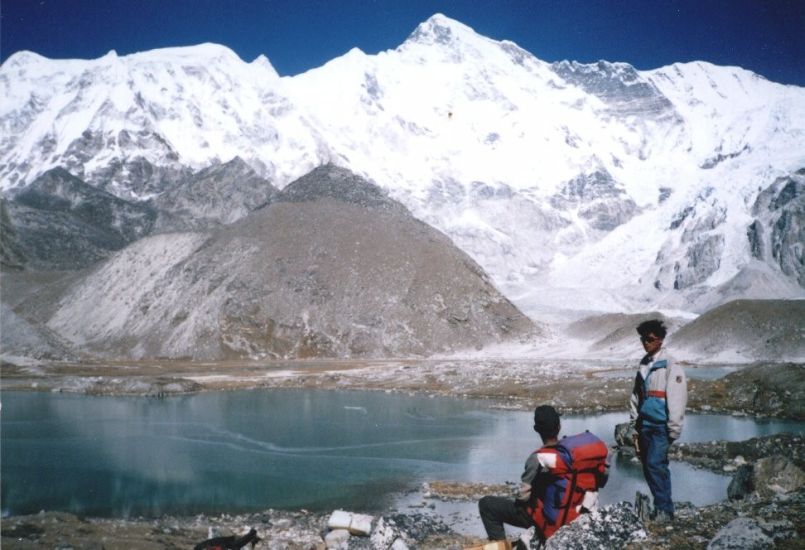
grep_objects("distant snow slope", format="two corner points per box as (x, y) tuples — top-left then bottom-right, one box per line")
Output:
(2, 14), (803, 317)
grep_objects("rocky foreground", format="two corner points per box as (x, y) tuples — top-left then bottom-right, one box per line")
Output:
(2, 455), (803, 549)
(3, 436), (803, 549)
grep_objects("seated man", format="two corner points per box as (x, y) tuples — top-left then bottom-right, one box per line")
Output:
(478, 405), (608, 545)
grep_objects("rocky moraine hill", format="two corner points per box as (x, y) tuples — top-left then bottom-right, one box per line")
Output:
(2, 164), (537, 361)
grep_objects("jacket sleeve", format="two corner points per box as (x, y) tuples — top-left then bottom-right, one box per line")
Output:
(665, 362), (687, 440)
(628, 374), (640, 437)
(518, 452), (542, 501)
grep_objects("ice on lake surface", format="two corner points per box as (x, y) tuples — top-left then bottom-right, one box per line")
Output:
(2, 389), (802, 522)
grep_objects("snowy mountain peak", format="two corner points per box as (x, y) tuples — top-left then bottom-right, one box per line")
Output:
(1, 50), (49, 69)
(126, 42), (243, 63)
(1, 14), (803, 318)
(401, 12), (494, 57)
(406, 13), (474, 43)
(250, 54), (280, 78)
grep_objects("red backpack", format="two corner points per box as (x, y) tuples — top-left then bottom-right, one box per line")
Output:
(528, 431), (609, 539)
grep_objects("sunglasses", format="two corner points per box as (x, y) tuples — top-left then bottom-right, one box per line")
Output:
(640, 335), (660, 344)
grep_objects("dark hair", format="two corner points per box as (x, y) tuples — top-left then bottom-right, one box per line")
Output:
(533, 405), (560, 440)
(636, 319), (667, 339)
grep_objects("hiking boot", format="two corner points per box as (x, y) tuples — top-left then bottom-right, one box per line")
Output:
(650, 509), (674, 524)
(514, 526), (538, 550)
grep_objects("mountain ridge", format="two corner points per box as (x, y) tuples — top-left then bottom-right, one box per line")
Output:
(1, 13), (803, 319)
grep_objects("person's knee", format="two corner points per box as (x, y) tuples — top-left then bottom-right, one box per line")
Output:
(645, 461), (667, 478)
(479, 495), (495, 514)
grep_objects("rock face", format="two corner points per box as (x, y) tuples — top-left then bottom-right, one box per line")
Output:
(151, 156), (278, 231)
(752, 457), (805, 498)
(748, 170), (804, 286)
(550, 168), (638, 232)
(551, 60), (681, 123)
(46, 165), (537, 359)
(2, 167), (156, 269)
(0, 198), (26, 269)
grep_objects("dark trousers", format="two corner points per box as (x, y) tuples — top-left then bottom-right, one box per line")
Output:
(638, 424), (674, 514)
(478, 495), (534, 541)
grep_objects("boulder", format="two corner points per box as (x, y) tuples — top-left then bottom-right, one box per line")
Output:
(327, 510), (352, 531)
(614, 422), (633, 448)
(545, 501), (647, 549)
(707, 518), (773, 550)
(369, 517), (398, 549)
(753, 457), (805, 498)
(727, 464), (754, 500)
(347, 513), (373, 536)
(368, 516), (420, 549)
(324, 528), (351, 549)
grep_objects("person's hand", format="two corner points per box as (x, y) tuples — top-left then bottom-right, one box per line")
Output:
(632, 434), (641, 455)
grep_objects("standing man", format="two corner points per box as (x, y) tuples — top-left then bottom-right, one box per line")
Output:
(629, 319), (687, 523)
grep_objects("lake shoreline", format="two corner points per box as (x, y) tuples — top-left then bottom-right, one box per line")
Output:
(2, 444), (803, 549)
(2, 360), (802, 548)
(1, 358), (802, 419)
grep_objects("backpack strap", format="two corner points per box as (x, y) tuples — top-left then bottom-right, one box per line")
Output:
(559, 470), (578, 526)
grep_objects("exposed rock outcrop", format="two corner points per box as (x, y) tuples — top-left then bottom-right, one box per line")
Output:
(551, 60), (680, 123)
(550, 167), (638, 231)
(669, 433), (804, 472)
(151, 156), (278, 231)
(748, 169), (804, 286)
(2, 167), (156, 270)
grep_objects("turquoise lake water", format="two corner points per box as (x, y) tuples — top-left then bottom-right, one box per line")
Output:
(1, 389), (802, 518)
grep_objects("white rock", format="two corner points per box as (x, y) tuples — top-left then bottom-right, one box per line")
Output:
(734, 455), (746, 465)
(324, 528), (351, 549)
(370, 517), (397, 548)
(327, 510), (352, 531)
(391, 538), (410, 550)
(348, 513), (374, 536)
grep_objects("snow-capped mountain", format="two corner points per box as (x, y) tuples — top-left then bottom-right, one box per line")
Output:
(2, 13), (803, 318)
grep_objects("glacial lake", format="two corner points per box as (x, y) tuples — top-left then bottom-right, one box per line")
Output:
(2, 389), (803, 520)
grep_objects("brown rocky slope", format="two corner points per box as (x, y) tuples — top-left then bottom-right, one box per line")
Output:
(43, 165), (537, 360)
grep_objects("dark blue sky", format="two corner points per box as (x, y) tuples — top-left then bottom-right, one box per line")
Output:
(2, 0), (803, 86)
